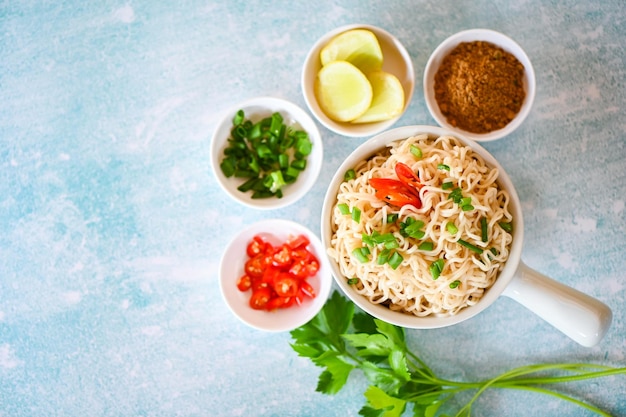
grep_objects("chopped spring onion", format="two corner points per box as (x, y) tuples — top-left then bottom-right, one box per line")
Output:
(291, 159), (307, 170)
(410, 144), (423, 158)
(461, 204), (475, 212)
(449, 280), (461, 289)
(429, 259), (445, 280)
(351, 207), (361, 223)
(386, 213), (398, 223)
(458, 239), (484, 254)
(219, 109), (312, 199)
(344, 168), (356, 181)
(384, 239), (399, 249)
(446, 222), (458, 235)
(233, 109), (245, 126)
(438, 163), (450, 171)
(377, 248), (391, 265)
(352, 247), (370, 263)
(371, 232), (396, 245)
(442, 181), (454, 190)
(400, 218), (425, 239)
(347, 278), (359, 285)
(388, 251), (404, 269)
(418, 241), (434, 251)
(362, 233), (375, 247)
(499, 222), (513, 233)
(481, 217), (488, 242)
(448, 187), (463, 204)
(338, 203), (350, 215)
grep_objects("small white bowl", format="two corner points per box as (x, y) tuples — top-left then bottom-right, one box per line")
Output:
(302, 24), (415, 138)
(219, 219), (333, 332)
(211, 97), (323, 209)
(423, 29), (536, 142)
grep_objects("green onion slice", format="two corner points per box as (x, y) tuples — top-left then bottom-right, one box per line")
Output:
(418, 241), (434, 251)
(338, 203), (350, 215)
(458, 239), (484, 254)
(410, 145), (423, 158)
(351, 207), (361, 223)
(481, 217), (488, 242)
(388, 251), (403, 269)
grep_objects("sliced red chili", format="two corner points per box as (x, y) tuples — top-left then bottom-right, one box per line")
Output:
(246, 235), (267, 258)
(249, 287), (272, 310)
(266, 296), (295, 310)
(286, 234), (310, 250)
(395, 162), (423, 192)
(244, 254), (266, 279)
(272, 244), (292, 267)
(300, 280), (316, 298)
(370, 178), (422, 208)
(273, 274), (300, 297)
(236, 274), (252, 292)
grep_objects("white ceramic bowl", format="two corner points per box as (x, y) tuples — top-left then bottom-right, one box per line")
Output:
(423, 29), (536, 142)
(302, 24), (415, 138)
(321, 125), (611, 347)
(219, 219), (333, 332)
(211, 97), (323, 209)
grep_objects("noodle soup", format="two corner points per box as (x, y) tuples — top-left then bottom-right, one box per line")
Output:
(328, 134), (513, 317)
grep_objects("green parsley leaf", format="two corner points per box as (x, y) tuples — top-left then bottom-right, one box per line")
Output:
(361, 386), (407, 417)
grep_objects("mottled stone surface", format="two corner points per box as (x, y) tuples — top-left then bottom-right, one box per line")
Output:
(0, 1), (625, 416)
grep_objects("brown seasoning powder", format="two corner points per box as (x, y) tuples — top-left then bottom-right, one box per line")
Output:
(434, 41), (526, 134)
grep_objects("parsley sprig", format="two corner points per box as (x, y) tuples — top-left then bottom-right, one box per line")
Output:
(290, 291), (626, 417)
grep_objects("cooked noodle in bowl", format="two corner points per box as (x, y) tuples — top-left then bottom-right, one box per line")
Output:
(329, 134), (513, 317)
(322, 126), (611, 345)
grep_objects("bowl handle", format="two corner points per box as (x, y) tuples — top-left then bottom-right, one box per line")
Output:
(502, 261), (612, 347)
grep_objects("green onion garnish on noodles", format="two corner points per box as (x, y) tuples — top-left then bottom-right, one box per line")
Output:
(344, 168), (356, 181)
(446, 222), (458, 235)
(499, 222), (513, 233)
(429, 259), (445, 280)
(351, 207), (361, 223)
(410, 144), (422, 158)
(388, 251), (404, 269)
(338, 203), (350, 215)
(352, 247), (370, 263)
(458, 239), (484, 254)
(418, 241), (434, 251)
(376, 248), (391, 265)
(481, 217), (488, 242)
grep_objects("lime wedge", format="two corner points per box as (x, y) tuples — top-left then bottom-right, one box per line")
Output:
(351, 71), (405, 124)
(320, 29), (383, 74)
(315, 60), (373, 122)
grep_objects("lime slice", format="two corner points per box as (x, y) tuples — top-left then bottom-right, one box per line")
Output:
(320, 29), (383, 74)
(351, 71), (405, 124)
(315, 61), (373, 122)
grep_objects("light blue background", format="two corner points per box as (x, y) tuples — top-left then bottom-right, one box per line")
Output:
(1, 1), (625, 416)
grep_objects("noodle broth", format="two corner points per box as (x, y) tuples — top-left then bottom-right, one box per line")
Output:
(322, 126), (523, 328)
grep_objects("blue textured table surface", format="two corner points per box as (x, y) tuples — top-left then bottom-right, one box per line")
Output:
(1, 1), (625, 416)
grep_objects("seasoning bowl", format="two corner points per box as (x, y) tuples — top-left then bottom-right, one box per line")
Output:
(302, 24), (415, 138)
(423, 29), (536, 142)
(321, 125), (611, 346)
(219, 219), (333, 332)
(211, 97), (323, 209)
